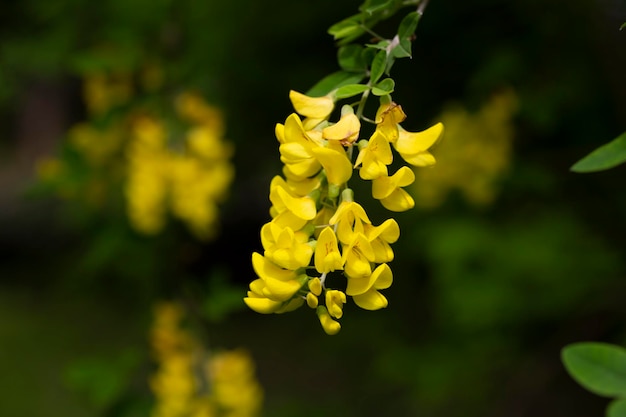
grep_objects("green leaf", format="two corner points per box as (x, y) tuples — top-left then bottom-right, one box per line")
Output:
(608, 399), (626, 417)
(371, 78), (395, 96)
(360, 0), (393, 15)
(571, 132), (626, 172)
(370, 50), (387, 84)
(328, 15), (364, 40)
(366, 40), (391, 51)
(398, 11), (421, 39)
(338, 44), (366, 72)
(620, 22), (626, 31)
(335, 84), (370, 99)
(391, 37), (413, 58)
(306, 71), (366, 97)
(562, 342), (626, 397)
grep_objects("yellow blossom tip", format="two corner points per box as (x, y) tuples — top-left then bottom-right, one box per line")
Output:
(306, 292), (318, 308)
(316, 306), (341, 335)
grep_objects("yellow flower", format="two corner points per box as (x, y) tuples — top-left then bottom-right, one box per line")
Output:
(309, 143), (353, 186)
(346, 263), (393, 310)
(314, 226), (343, 273)
(278, 114), (323, 179)
(328, 200), (371, 244)
(364, 219), (400, 263)
(375, 102), (406, 143)
(372, 166), (415, 212)
(269, 176), (317, 230)
(341, 233), (376, 278)
(354, 130), (393, 180)
(322, 106), (361, 145)
(394, 123), (443, 167)
(245, 253), (307, 312)
(261, 223), (313, 270)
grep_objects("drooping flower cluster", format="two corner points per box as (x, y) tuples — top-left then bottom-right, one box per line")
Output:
(36, 70), (234, 240)
(412, 90), (516, 208)
(150, 302), (263, 417)
(125, 92), (234, 239)
(245, 91), (443, 334)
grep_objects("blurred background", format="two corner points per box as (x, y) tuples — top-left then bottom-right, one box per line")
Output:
(1, 0), (625, 416)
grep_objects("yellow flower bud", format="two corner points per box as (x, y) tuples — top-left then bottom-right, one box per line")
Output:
(308, 277), (322, 296)
(306, 292), (319, 308)
(316, 306), (341, 335)
(325, 290), (346, 319)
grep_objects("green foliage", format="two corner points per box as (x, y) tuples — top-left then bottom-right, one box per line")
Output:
(562, 343), (626, 398)
(371, 78), (395, 96)
(608, 399), (626, 417)
(335, 84), (371, 99)
(64, 350), (141, 410)
(338, 45), (367, 73)
(306, 71), (366, 97)
(571, 132), (626, 172)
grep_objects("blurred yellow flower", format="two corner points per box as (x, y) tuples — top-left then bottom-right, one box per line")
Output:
(413, 90), (517, 208)
(150, 302), (263, 417)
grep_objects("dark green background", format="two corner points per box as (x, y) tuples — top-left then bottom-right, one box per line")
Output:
(0, 0), (625, 416)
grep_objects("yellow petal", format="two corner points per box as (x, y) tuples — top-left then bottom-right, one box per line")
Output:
(322, 113), (361, 143)
(372, 167), (415, 199)
(306, 292), (318, 308)
(316, 306), (341, 335)
(380, 188), (415, 212)
(314, 226), (343, 273)
(372, 263), (393, 289)
(367, 219), (400, 243)
(310, 147), (353, 186)
(345, 263), (392, 296)
(325, 290), (346, 319)
(275, 297), (305, 314)
(289, 90), (334, 119)
(308, 277), (322, 296)
(251, 252), (297, 281)
(352, 288), (388, 310)
(275, 123), (285, 143)
(401, 151), (436, 167)
(262, 276), (303, 301)
(244, 296), (283, 314)
(394, 123), (443, 155)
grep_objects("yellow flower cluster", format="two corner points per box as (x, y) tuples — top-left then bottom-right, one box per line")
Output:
(125, 93), (234, 239)
(37, 69), (234, 240)
(150, 302), (263, 417)
(244, 91), (443, 334)
(412, 90), (516, 208)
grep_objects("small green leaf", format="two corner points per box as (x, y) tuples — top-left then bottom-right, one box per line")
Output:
(371, 78), (395, 96)
(562, 342), (626, 397)
(391, 37), (412, 58)
(335, 84), (370, 99)
(620, 22), (626, 31)
(360, 0), (393, 15)
(398, 11), (421, 39)
(571, 132), (626, 172)
(328, 15), (363, 40)
(306, 71), (366, 97)
(366, 40), (391, 51)
(608, 399), (626, 417)
(338, 44), (366, 72)
(370, 50), (387, 84)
